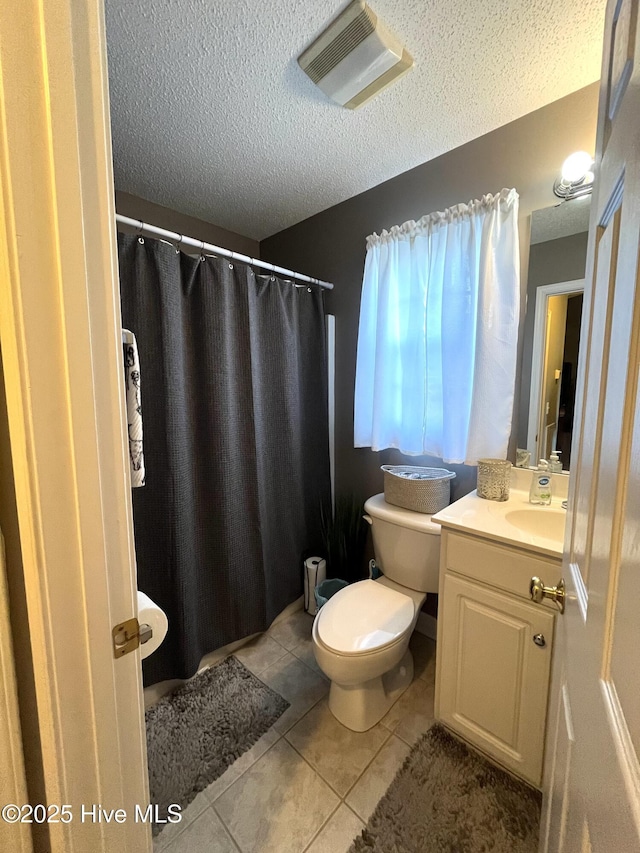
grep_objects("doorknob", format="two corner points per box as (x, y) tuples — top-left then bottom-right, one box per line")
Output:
(529, 576), (566, 614)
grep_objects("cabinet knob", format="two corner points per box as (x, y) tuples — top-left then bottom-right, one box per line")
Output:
(529, 576), (566, 614)
(532, 633), (546, 647)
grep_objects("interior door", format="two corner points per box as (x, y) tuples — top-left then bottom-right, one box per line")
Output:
(0, 1), (150, 851)
(540, 296), (569, 459)
(541, 0), (640, 849)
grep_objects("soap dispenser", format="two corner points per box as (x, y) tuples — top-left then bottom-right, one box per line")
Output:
(549, 450), (562, 473)
(529, 459), (552, 505)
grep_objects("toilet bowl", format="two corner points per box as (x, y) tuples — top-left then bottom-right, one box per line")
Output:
(312, 494), (441, 732)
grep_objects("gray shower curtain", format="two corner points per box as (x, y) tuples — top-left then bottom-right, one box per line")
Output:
(118, 234), (331, 686)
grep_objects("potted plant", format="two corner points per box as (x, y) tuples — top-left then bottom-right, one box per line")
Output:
(319, 494), (369, 584)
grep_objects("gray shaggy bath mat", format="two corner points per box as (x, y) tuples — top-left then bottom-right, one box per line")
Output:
(146, 655), (288, 833)
(350, 724), (541, 853)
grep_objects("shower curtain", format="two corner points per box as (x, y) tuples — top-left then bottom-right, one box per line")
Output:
(118, 234), (331, 686)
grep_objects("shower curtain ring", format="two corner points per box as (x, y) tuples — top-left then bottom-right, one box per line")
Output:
(229, 250), (235, 270)
(199, 240), (206, 262)
(175, 234), (182, 254)
(137, 219), (145, 244)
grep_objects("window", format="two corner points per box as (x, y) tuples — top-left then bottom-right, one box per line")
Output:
(354, 189), (520, 464)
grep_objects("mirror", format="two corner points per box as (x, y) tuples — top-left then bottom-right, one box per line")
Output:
(518, 197), (591, 472)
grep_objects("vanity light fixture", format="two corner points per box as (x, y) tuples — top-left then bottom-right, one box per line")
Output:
(553, 151), (595, 201)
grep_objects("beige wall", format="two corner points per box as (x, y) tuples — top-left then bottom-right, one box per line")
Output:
(115, 190), (260, 258)
(261, 83), (599, 504)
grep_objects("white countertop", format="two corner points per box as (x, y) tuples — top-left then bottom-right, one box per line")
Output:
(432, 471), (567, 559)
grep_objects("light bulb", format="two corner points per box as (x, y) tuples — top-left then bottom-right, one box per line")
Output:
(561, 151), (593, 184)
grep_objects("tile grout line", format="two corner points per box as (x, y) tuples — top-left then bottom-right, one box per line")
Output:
(235, 636), (289, 677)
(211, 789), (248, 853)
(209, 716), (336, 853)
(278, 644), (429, 804)
(282, 700), (397, 804)
(289, 641), (328, 678)
(187, 673), (421, 843)
(218, 622), (315, 848)
(153, 790), (212, 851)
(220, 812), (243, 853)
(344, 801), (367, 826)
(395, 729), (419, 748)
(288, 723), (399, 851)
(275, 682), (329, 737)
(298, 800), (367, 853)
(339, 726), (395, 804)
(156, 614), (317, 852)
(282, 730), (344, 798)
(239, 639), (323, 683)
(210, 727), (334, 853)
(290, 634), (429, 836)
(210, 805), (243, 853)
(207, 734), (284, 808)
(181, 619), (431, 852)
(299, 799), (343, 853)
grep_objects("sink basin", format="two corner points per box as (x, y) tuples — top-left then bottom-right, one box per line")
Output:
(504, 508), (566, 541)
(432, 473), (570, 556)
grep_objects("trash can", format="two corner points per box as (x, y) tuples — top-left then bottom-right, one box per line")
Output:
(314, 578), (348, 610)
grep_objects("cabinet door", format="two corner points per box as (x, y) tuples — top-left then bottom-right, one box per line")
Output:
(437, 573), (554, 786)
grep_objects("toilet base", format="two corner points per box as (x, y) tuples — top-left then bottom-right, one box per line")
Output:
(327, 649), (414, 732)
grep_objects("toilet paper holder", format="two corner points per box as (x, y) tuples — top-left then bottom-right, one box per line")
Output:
(112, 617), (153, 659)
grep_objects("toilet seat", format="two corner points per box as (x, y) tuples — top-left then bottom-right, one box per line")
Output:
(316, 579), (414, 656)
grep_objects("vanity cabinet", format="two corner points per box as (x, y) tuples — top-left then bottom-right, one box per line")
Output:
(435, 528), (560, 788)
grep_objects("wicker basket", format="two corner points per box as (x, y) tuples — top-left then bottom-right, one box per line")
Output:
(381, 465), (456, 514)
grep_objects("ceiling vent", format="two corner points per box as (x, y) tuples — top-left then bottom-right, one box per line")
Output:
(298, 1), (413, 109)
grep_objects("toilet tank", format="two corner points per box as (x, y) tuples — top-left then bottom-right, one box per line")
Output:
(363, 493), (441, 593)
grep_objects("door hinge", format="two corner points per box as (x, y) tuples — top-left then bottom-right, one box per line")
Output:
(112, 617), (153, 659)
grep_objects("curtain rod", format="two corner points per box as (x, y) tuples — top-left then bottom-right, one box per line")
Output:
(115, 215), (333, 290)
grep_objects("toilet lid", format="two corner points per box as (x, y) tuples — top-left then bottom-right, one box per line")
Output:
(316, 580), (414, 655)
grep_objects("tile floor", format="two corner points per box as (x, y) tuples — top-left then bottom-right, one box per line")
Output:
(154, 610), (437, 853)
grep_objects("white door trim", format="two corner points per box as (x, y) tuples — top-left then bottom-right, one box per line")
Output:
(326, 314), (336, 512)
(0, 2), (149, 850)
(527, 279), (584, 463)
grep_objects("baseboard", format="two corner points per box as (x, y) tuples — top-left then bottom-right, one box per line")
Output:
(415, 612), (437, 641)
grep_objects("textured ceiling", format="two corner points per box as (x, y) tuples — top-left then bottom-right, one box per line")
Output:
(530, 197), (592, 244)
(105, 0), (605, 241)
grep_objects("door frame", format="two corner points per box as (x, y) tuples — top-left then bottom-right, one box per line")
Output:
(0, 2), (149, 850)
(0, 532), (32, 853)
(527, 279), (585, 463)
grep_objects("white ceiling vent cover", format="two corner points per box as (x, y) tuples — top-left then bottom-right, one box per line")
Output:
(298, 1), (413, 109)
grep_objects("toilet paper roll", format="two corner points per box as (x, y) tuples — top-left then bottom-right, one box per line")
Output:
(304, 557), (326, 616)
(137, 590), (168, 660)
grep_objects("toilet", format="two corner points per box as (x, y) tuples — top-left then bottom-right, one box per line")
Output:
(312, 493), (441, 732)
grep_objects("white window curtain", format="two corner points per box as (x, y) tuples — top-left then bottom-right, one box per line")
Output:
(354, 188), (520, 465)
